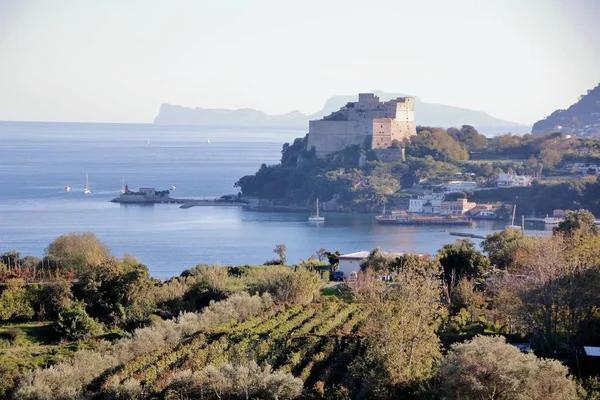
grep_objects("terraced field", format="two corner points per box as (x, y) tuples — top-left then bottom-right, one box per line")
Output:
(98, 301), (366, 397)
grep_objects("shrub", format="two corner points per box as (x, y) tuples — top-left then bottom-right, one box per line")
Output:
(53, 301), (103, 341)
(0, 278), (35, 321)
(249, 267), (322, 304)
(436, 335), (580, 400)
(0, 327), (24, 343)
(163, 361), (303, 400)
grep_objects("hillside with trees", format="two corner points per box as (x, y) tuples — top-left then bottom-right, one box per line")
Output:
(532, 83), (600, 137)
(235, 126), (600, 214)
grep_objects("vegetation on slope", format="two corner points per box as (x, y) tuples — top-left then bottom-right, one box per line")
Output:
(235, 126), (600, 213)
(2, 218), (600, 399)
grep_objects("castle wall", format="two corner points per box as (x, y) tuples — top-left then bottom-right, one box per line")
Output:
(308, 120), (373, 157)
(373, 148), (405, 163)
(372, 119), (394, 149)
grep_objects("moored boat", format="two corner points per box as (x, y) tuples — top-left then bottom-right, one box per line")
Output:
(376, 210), (473, 226)
(308, 199), (324, 222)
(83, 172), (91, 195)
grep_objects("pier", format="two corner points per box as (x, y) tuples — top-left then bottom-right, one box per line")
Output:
(449, 232), (487, 239)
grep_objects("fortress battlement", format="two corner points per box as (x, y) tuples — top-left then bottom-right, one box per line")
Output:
(307, 93), (416, 157)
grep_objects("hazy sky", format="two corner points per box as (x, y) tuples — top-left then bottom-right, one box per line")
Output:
(0, 0), (598, 125)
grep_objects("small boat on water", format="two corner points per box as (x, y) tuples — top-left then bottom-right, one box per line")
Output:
(120, 176), (126, 194)
(83, 172), (91, 195)
(65, 186), (71, 192)
(170, 185), (176, 191)
(308, 199), (325, 222)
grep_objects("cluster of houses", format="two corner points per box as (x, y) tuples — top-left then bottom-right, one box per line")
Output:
(495, 173), (533, 187)
(565, 162), (600, 175)
(422, 173), (534, 195)
(407, 193), (496, 218)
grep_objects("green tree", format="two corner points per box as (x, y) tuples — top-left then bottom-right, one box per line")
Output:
(0, 279), (34, 321)
(53, 300), (102, 341)
(79, 259), (155, 329)
(349, 268), (446, 397)
(554, 209), (599, 236)
(359, 247), (391, 272)
(32, 278), (73, 319)
(448, 125), (488, 151)
(436, 335), (579, 400)
(437, 239), (490, 284)
(46, 232), (110, 272)
(481, 229), (528, 270)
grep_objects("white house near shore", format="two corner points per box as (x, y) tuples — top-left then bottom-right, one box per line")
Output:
(408, 193), (444, 213)
(337, 251), (371, 278)
(337, 250), (415, 278)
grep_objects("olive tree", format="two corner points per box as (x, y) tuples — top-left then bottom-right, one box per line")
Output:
(437, 335), (579, 400)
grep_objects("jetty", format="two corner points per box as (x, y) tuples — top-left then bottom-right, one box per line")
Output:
(110, 188), (248, 208)
(449, 232), (487, 239)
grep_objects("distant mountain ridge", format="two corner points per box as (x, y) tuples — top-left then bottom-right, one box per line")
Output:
(532, 83), (600, 137)
(154, 91), (531, 135)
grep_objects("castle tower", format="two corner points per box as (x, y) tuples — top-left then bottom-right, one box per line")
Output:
(307, 93), (417, 157)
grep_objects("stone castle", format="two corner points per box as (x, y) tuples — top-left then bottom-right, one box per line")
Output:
(307, 93), (417, 157)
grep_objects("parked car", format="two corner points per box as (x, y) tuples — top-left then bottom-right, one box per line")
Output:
(331, 271), (344, 281)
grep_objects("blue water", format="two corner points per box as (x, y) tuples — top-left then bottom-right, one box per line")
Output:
(0, 121), (531, 277)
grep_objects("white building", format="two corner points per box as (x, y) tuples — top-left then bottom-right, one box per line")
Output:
(337, 250), (413, 278)
(337, 251), (371, 278)
(408, 193), (444, 214)
(496, 174), (533, 187)
(442, 181), (478, 193)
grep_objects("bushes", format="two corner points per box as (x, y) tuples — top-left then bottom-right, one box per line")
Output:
(249, 267), (322, 305)
(52, 301), (103, 341)
(0, 279), (35, 321)
(436, 335), (580, 400)
(163, 361), (303, 400)
(0, 328), (23, 343)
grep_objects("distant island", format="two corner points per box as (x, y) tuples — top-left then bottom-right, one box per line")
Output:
(153, 90), (530, 136)
(532, 83), (600, 137)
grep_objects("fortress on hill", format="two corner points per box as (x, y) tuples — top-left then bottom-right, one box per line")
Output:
(307, 93), (417, 157)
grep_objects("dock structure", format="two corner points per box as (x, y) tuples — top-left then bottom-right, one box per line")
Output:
(110, 188), (248, 208)
(449, 232), (487, 239)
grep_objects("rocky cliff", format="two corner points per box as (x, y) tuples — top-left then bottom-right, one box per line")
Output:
(532, 83), (600, 137)
(154, 91), (530, 136)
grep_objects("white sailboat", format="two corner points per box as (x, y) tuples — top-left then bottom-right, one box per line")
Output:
(308, 198), (325, 222)
(83, 172), (91, 195)
(207, 138), (211, 144)
(120, 176), (126, 194)
(65, 186), (71, 192)
(506, 204), (520, 230)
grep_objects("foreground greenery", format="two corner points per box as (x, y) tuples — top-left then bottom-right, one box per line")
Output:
(1, 219), (600, 399)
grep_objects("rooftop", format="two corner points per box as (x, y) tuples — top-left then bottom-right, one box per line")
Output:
(584, 346), (600, 357)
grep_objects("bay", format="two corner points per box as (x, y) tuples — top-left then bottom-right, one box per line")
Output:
(0, 121), (547, 277)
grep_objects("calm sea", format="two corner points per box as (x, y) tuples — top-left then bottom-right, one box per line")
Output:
(0, 121), (545, 277)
